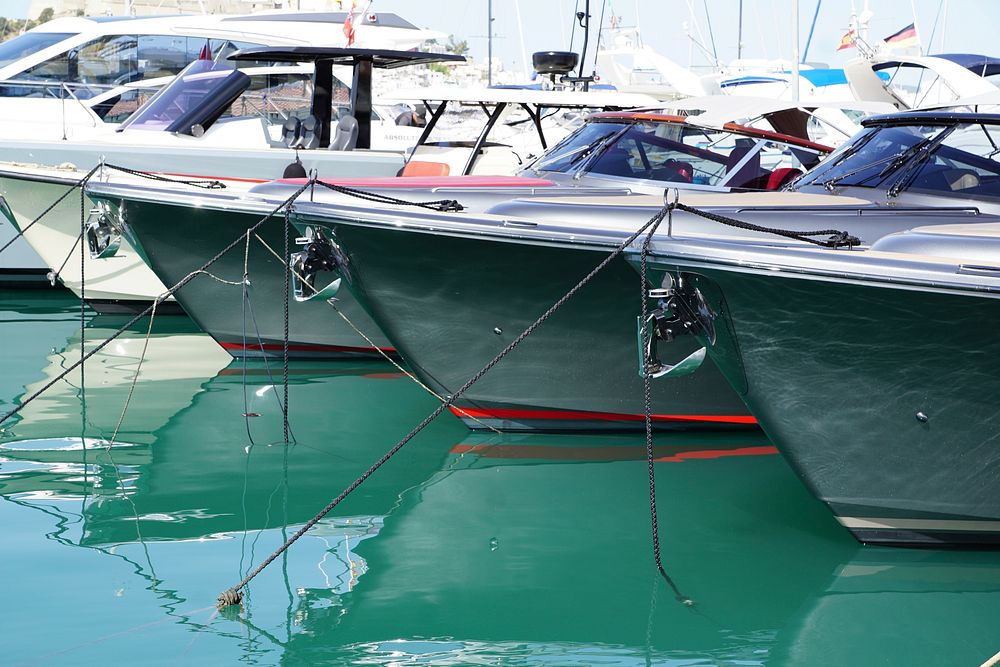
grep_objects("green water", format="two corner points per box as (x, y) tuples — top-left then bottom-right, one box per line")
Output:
(2, 289), (1000, 666)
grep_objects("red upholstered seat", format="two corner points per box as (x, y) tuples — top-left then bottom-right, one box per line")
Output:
(765, 167), (802, 190)
(399, 160), (450, 177)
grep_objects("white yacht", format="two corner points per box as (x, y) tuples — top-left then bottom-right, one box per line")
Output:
(0, 10), (442, 281)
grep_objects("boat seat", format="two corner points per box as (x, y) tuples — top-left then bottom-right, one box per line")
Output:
(651, 160), (693, 183)
(399, 160), (450, 177)
(329, 114), (359, 151)
(942, 168), (980, 191)
(910, 165), (981, 193)
(589, 148), (635, 177)
(724, 140), (761, 188)
(281, 116), (301, 148)
(765, 167), (802, 190)
(297, 115), (320, 150)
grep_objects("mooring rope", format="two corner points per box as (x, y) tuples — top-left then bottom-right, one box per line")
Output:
(107, 299), (159, 446)
(215, 198), (679, 610)
(638, 198), (694, 606)
(312, 180), (464, 212)
(0, 163), (100, 259)
(48, 230), (83, 287)
(282, 207), (291, 444)
(79, 179), (87, 399)
(251, 232), (502, 435)
(0, 180), (314, 427)
(670, 201), (860, 248)
(102, 164), (227, 190)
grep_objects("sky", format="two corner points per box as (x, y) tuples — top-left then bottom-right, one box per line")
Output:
(3, 0), (997, 74)
(366, 0), (998, 76)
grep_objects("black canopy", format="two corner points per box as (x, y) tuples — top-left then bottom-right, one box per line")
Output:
(229, 47), (465, 149)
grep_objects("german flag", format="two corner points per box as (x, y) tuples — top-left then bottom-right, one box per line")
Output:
(884, 23), (919, 48)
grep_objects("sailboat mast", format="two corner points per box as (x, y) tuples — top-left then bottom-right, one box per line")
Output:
(791, 0), (800, 101)
(737, 0), (743, 59)
(487, 0), (493, 86)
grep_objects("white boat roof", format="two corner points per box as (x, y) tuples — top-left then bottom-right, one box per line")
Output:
(670, 94), (894, 128)
(382, 86), (660, 109)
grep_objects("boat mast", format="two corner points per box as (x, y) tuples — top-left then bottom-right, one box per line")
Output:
(514, 0), (530, 78)
(791, 0), (800, 101)
(487, 0), (494, 86)
(737, 0), (743, 59)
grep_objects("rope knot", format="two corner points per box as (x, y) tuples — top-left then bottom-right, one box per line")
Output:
(825, 231), (861, 249)
(216, 587), (243, 610)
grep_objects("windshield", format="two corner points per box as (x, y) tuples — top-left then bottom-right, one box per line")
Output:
(528, 121), (628, 173)
(795, 122), (1000, 200)
(530, 118), (825, 190)
(0, 32), (73, 69)
(119, 59), (250, 135)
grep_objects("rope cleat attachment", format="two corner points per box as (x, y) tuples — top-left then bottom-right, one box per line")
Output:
(289, 226), (342, 302)
(637, 277), (715, 379)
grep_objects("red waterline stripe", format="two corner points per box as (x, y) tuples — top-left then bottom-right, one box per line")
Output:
(219, 341), (397, 354)
(449, 406), (757, 425)
(449, 443), (778, 462)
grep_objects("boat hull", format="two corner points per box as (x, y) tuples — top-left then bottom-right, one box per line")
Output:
(296, 213), (754, 430)
(643, 260), (1000, 546)
(0, 169), (170, 303)
(103, 195), (395, 359)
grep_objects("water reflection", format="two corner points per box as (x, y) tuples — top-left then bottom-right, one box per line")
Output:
(1, 293), (999, 666)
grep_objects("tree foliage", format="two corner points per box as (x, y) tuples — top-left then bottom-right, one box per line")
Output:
(446, 34), (469, 56)
(0, 7), (55, 42)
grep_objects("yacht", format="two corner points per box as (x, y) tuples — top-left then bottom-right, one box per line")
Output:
(0, 10), (443, 282)
(99, 110), (1000, 431)
(79, 104), (832, 361)
(0, 46), (462, 314)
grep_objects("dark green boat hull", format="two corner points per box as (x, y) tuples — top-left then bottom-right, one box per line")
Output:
(644, 261), (1000, 546)
(294, 213), (754, 431)
(100, 195), (394, 359)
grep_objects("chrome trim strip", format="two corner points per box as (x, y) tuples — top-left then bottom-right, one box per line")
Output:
(838, 516), (1000, 532)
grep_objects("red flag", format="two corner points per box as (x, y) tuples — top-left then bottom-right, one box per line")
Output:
(343, 1), (357, 46)
(198, 40), (212, 60)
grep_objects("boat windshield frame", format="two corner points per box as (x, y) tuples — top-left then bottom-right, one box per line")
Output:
(117, 59), (250, 135)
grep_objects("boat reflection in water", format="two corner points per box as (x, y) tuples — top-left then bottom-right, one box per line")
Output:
(3, 292), (1000, 664)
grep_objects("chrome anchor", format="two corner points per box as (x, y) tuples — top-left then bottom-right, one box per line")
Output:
(637, 280), (715, 379)
(85, 201), (122, 259)
(289, 227), (342, 302)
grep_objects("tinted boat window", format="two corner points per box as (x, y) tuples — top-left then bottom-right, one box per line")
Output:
(527, 121), (629, 173)
(795, 124), (942, 190)
(579, 121), (825, 189)
(903, 123), (1000, 199)
(119, 60), (250, 133)
(0, 32), (74, 69)
(12, 34), (264, 98)
(588, 122), (733, 185)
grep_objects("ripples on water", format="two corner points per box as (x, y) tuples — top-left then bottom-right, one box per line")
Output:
(1, 289), (1000, 666)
